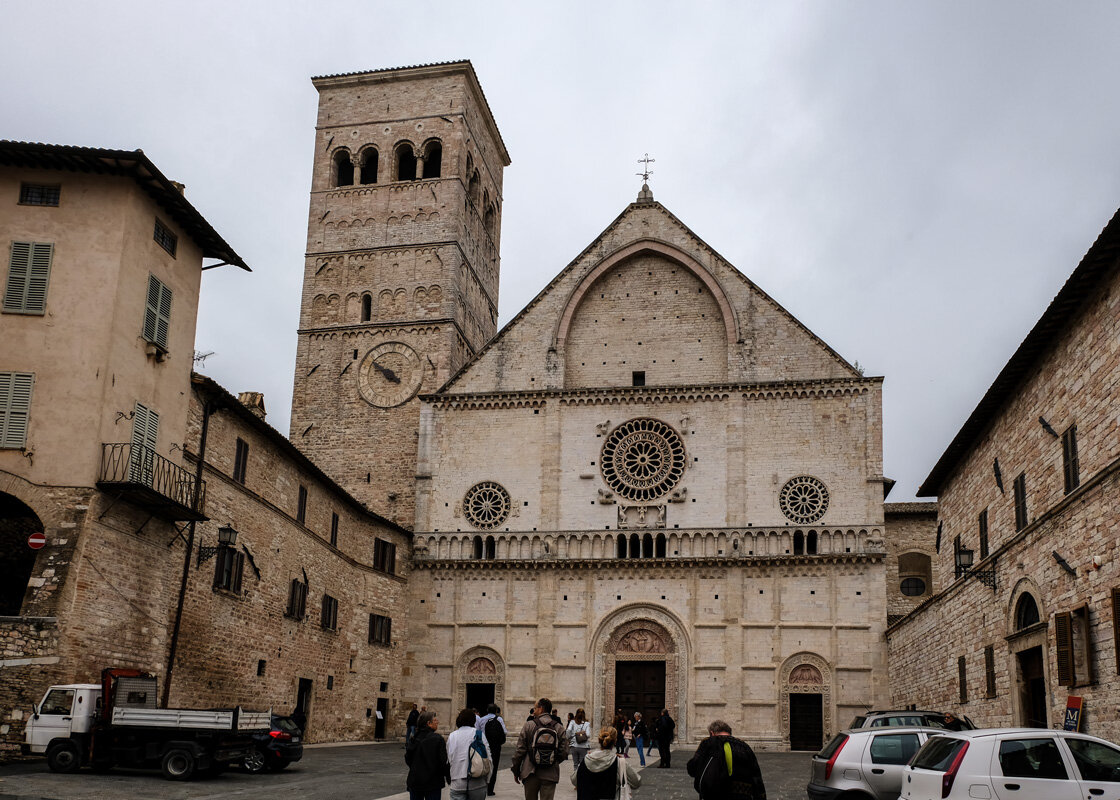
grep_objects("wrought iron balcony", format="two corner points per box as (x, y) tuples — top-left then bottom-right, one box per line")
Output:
(97, 443), (207, 521)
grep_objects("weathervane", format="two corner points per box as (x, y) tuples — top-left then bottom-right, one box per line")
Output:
(636, 153), (655, 183)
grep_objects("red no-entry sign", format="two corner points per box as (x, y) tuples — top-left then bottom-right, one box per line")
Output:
(28, 532), (46, 550)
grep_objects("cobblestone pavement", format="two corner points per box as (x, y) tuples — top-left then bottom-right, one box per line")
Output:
(0, 744), (814, 799)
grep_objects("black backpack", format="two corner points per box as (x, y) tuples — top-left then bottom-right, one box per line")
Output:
(529, 718), (561, 766)
(485, 717), (506, 748)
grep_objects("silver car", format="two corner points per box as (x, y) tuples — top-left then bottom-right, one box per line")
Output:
(808, 727), (938, 800)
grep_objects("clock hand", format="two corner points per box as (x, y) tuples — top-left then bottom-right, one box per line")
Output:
(372, 361), (401, 384)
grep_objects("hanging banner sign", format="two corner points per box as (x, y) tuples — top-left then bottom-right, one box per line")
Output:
(1063, 696), (1083, 731)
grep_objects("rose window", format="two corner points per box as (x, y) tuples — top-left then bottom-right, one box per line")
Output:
(600, 418), (686, 502)
(463, 481), (511, 530)
(779, 476), (830, 524)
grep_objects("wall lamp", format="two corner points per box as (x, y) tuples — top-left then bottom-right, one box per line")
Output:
(198, 524), (238, 566)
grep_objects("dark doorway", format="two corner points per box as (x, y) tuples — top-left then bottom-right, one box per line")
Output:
(789, 693), (823, 751)
(375, 697), (388, 739)
(0, 493), (43, 615)
(1018, 646), (1048, 728)
(615, 661), (666, 723)
(466, 683), (495, 715)
(296, 678), (313, 736)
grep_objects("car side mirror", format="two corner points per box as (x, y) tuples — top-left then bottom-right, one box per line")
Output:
(31, 703), (39, 720)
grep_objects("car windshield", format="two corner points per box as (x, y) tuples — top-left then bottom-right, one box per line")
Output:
(911, 737), (965, 771)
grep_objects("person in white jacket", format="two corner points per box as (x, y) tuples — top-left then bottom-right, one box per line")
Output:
(571, 726), (641, 800)
(566, 707), (592, 771)
(447, 708), (492, 800)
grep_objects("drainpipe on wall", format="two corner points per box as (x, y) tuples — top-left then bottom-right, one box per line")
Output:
(161, 399), (214, 708)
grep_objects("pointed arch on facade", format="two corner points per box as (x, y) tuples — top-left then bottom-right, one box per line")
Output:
(553, 240), (739, 352)
(454, 644), (506, 712)
(778, 651), (835, 746)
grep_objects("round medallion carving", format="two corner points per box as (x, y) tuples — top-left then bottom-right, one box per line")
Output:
(463, 481), (511, 530)
(600, 418), (686, 502)
(779, 476), (830, 524)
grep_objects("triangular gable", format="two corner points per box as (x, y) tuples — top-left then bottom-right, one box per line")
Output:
(437, 197), (861, 396)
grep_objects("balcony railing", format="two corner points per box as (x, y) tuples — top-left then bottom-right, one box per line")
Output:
(97, 443), (207, 521)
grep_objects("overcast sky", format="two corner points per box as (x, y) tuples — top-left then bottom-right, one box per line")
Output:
(4, 1), (1119, 502)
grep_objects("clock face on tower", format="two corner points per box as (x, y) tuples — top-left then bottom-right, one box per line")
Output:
(358, 342), (425, 408)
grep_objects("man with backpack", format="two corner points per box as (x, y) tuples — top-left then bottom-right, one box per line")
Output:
(686, 720), (766, 800)
(479, 703), (507, 796)
(510, 697), (569, 800)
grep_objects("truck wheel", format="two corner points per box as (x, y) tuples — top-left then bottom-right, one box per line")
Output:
(161, 748), (196, 781)
(243, 747), (267, 774)
(46, 740), (82, 773)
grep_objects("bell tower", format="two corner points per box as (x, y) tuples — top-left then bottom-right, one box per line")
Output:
(291, 61), (509, 526)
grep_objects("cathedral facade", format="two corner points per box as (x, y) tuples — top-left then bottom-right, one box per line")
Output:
(291, 61), (924, 750)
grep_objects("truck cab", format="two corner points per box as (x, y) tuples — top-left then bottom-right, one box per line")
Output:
(24, 684), (100, 758)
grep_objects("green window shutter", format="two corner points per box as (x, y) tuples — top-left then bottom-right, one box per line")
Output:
(129, 403), (160, 484)
(143, 274), (173, 349)
(0, 372), (34, 448)
(4, 242), (53, 314)
(1055, 611), (1075, 686)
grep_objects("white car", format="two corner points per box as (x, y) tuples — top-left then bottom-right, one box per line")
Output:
(902, 728), (1120, 800)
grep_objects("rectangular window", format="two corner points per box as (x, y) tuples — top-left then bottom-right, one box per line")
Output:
(369, 613), (392, 645)
(1054, 608), (1092, 688)
(330, 512), (339, 547)
(1013, 473), (1028, 531)
(958, 655), (967, 703)
(632, 371), (645, 387)
(373, 538), (396, 574)
(19, 183), (60, 206)
(154, 218), (177, 256)
(142, 274), (173, 350)
(321, 594), (338, 631)
(4, 241), (53, 314)
(984, 645), (996, 697)
(297, 484), (308, 524)
(128, 403), (159, 484)
(212, 547), (244, 593)
(0, 372), (34, 449)
(233, 438), (249, 484)
(978, 509), (989, 560)
(1062, 425), (1080, 494)
(286, 578), (307, 620)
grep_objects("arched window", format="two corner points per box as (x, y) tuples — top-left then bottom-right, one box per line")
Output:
(1015, 594), (1041, 630)
(793, 531), (805, 555)
(485, 536), (496, 560)
(655, 534), (666, 558)
(333, 150), (354, 187)
(468, 170), (480, 205)
(360, 293), (372, 322)
(807, 531), (818, 555)
(485, 203), (496, 236)
(642, 533), (654, 559)
(629, 534), (640, 559)
(422, 141), (442, 178)
(472, 536), (483, 560)
(360, 149), (378, 184)
(898, 552), (932, 598)
(617, 535), (627, 558)
(396, 143), (417, 181)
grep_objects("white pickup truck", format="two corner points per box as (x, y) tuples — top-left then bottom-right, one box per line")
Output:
(23, 668), (270, 780)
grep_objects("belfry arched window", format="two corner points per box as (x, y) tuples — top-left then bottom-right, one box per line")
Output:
(468, 170), (480, 205)
(793, 531), (805, 555)
(333, 150), (354, 187)
(472, 536), (484, 560)
(360, 293), (372, 322)
(485, 203), (496, 236)
(396, 143), (417, 181)
(360, 149), (378, 184)
(617, 535), (627, 558)
(422, 140), (442, 178)
(655, 534), (666, 558)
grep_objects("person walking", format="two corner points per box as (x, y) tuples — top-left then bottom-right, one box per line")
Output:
(620, 718), (633, 755)
(479, 703), (507, 796)
(448, 708), (492, 800)
(406, 710), (450, 800)
(570, 726), (641, 800)
(686, 719), (766, 800)
(632, 712), (648, 767)
(510, 697), (569, 800)
(406, 703), (420, 747)
(566, 707), (592, 771)
(654, 709), (675, 768)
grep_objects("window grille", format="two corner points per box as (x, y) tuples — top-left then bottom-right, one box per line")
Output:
(19, 183), (60, 206)
(142, 274), (173, 350)
(978, 509), (989, 560)
(4, 241), (53, 314)
(233, 438), (249, 484)
(958, 655), (967, 703)
(0, 372), (34, 448)
(321, 594), (338, 631)
(984, 645), (996, 697)
(153, 218), (177, 256)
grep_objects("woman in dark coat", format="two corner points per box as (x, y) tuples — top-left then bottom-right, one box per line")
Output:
(406, 711), (450, 800)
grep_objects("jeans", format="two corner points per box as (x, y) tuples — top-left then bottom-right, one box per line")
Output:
(635, 735), (646, 766)
(451, 786), (486, 800)
(406, 725), (417, 747)
(410, 791), (441, 800)
(522, 773), (557, 800)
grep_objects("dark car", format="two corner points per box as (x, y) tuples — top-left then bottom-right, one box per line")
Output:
(244, 715), (303, 773)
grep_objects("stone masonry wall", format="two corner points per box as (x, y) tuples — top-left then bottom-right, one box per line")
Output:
(883, 503), (939, 621)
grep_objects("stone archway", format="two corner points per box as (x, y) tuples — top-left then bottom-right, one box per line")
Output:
(591, 605), (690, 740)
(454, 645), (505, 714)
(779, 652), (834, 750)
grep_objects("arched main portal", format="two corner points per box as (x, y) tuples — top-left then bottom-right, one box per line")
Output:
(591, 605), (690, 740)
(0, 491), (44, 615)
(454, 646), (506, 715)
(779, 652), (834, 751)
